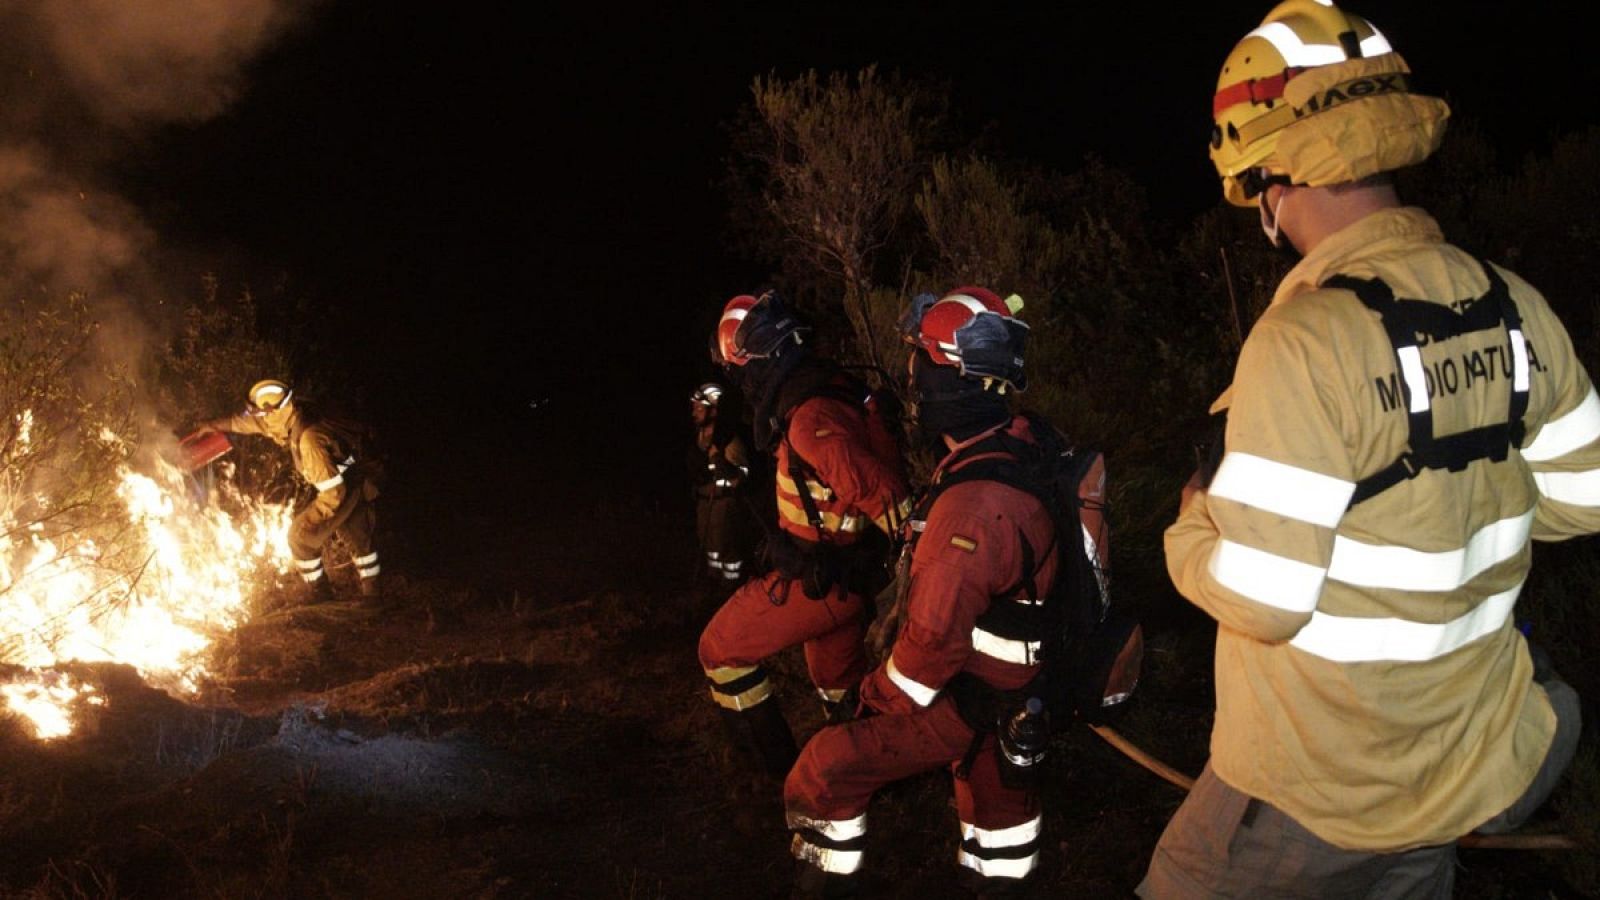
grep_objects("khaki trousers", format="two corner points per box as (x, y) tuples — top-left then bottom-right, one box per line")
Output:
(1137, 678), (1581, 899)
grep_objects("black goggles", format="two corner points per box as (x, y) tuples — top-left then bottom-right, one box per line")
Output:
(1240, 168), (1294, 201)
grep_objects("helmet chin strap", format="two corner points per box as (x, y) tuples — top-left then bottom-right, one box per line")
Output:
(1259, 187), (1288, 249)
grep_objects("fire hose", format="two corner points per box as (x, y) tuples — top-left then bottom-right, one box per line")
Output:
(1087, 725), (1578, 851)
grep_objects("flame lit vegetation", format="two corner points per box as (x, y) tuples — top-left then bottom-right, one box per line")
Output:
(0, 298), (292, 739)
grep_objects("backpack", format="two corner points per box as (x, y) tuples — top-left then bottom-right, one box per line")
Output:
(921, 412), (1144, 727)
(312, 415), (386, 495)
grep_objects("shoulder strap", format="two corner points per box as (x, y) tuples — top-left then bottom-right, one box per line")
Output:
(1325, 258), (1530, 507)
(915, 430), (1062, 604)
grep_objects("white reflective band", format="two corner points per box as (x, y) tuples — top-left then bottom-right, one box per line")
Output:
(886, 656), (940, 707)
(1533, 468), (1600, 506)
(707, 677), (771, 712)
(1327, 509), (1532, 592)
(971, 626), (1041, 665)
(714, 479), (735, 488)
(295, 557), (324, 571)
(1397, 345), (1430, 413)
(721, 307), (748, 326)
(1210, 453), (1355, 528)
(795, 841), (863, 875)
(1246, 21), (1392, 67)
(777, 497), (863, 534)
(337, 456), (355, 473)
(1523, 388), (1600, 462)
(358, 564), (381, 578)
(943, 294), (990, 317)
(817, 686), (849, 702)
(1510, 330), (1531, 392)
(722, 571), (740, 580)
(788, 810), (868, 841)
(353, 553), (379, 566)
(1290, 582), (1520, 662)
(777, 470), (834, 501)
(961, 816), (1041, 848)
(957, 849), (1038, 879)
(1209, 539), (1326, 614)
(724, 560), (743, 570)
(314, 473), (345, 492)
(300, 569), (324, 583)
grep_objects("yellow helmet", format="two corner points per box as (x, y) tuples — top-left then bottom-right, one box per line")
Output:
(246, 379), (294, 415)
(1210, 0), (1450, 207)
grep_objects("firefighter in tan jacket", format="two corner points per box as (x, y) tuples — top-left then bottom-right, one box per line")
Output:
(198, 380), (381, 604)
(1141, 3), (1600, 897)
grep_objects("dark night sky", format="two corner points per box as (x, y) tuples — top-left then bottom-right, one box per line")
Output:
(120, 1), (1600, 504)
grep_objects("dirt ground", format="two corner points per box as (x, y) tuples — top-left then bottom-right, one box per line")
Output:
(0, 440), (1591, 899)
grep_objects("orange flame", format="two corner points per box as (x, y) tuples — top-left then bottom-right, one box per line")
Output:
(0, 444), (292, 738)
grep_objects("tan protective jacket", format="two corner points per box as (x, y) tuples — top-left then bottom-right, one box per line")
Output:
(1167, 207), (1600, 850)
(221, 407), (358, 529)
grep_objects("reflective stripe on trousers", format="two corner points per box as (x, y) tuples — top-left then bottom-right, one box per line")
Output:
(295, 556), (324, 582)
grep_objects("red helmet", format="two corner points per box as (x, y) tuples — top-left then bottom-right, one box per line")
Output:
(901, 286), (1029, 391)
(715, 291), (808, 367)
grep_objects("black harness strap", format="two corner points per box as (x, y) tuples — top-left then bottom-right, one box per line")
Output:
(911, 436), (1058, 644)
(780, 379), (883, 542)
(1325, 258), (1529, 508)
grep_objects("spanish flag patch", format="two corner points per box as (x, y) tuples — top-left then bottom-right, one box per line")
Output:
(949, 535), (977, 553)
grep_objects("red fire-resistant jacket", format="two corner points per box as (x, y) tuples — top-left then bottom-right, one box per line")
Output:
(775, 393), (910, 544)
(861, 417), (1063, 716)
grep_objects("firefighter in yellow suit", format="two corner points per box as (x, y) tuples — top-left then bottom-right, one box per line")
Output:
(1142, 3), (1600, 896)
(198, 380), (382, 604)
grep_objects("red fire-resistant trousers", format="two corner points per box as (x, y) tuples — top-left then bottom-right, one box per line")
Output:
(785, 695), (1041, 880)
(698, 571), (870, 695)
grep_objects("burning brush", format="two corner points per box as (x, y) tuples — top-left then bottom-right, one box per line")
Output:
(0, 423), (294, 739)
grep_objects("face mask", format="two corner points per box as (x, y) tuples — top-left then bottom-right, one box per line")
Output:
(1258, 187), (1287, 249)
(908, 351), (1007, 445)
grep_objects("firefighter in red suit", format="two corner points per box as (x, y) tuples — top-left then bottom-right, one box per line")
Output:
(785, 287), (1103, 898)
(698, 291), (912, 778)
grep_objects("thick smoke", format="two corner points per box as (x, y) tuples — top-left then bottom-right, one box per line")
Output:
(0, 0), (309, 337)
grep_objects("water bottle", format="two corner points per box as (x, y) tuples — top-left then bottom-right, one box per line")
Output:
(997, 697), (1049, 790)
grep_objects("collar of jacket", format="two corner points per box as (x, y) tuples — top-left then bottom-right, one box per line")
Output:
(1271, 206), (1445, 308)
(932, 415), (1031, 482)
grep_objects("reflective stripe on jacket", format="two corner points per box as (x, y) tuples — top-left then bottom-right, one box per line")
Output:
(1166, 207), (1600, 850)
(861, 417), (1059, 715)
(775, 394), (910, 544)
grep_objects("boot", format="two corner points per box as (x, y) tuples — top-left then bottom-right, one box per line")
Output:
(791, 860), (861, 899)
(718, 702), (798, 778)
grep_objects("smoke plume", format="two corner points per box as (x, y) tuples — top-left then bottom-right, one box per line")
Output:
(0, 0), (310, 335)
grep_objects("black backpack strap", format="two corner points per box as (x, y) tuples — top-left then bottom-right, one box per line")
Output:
(923, 447), (1059, 646)
(783, 434), (830, 537)
(778, 373), (881, 532)
(1328, 258), (1530, 508)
